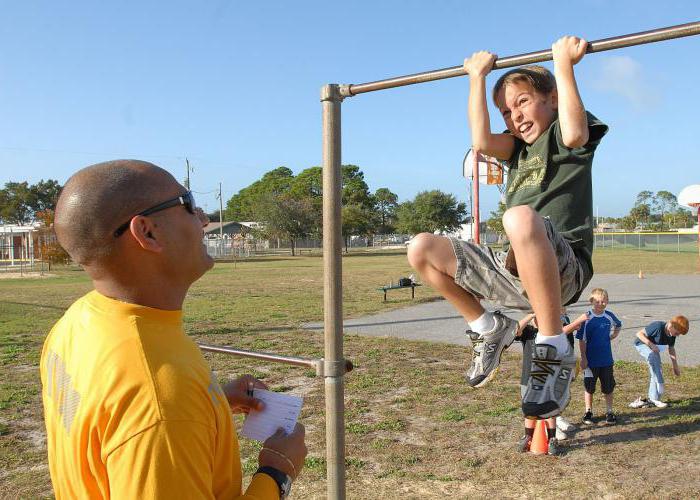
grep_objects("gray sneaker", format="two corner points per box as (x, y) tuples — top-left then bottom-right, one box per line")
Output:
(465, 312), (518, 388)
(521, 343), (576, 419)
(547, 437), (562, 456)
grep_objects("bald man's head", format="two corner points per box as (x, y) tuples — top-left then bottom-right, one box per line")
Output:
(55, 160), (179, 266)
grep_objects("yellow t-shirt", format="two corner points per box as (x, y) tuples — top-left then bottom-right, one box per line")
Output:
(40, 290), (278, 499)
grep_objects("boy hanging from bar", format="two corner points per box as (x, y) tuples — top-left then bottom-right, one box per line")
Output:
(407, 36), (608, 419)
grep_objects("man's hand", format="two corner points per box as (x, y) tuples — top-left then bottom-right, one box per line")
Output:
(222, 375), (268, 414)
(649, 343), (660, 354)
(259, 424), (308, 480)
(464, 51), (497, 78)
(552, 36), (587, 66)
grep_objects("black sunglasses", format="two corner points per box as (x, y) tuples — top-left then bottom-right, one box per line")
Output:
(113, 191), (196, 237)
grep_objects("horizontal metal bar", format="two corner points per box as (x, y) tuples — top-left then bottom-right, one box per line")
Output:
(198, 343), (354, 376)
(343, 21), (700, 96)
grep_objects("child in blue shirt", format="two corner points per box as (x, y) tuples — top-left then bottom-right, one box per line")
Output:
(576, 288), (621, 425)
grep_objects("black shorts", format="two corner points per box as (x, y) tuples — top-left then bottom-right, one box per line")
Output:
(584, 365), (616, 395)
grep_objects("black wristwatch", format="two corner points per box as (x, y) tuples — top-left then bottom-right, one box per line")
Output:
(256, 466), (292, 498)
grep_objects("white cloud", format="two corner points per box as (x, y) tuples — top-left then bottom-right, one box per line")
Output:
(591, 56), (660, 110)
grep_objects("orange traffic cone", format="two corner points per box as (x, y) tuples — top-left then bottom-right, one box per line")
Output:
(529, 419), (549, 455)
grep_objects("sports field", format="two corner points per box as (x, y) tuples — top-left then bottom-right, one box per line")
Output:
(1, 249), (699, 498)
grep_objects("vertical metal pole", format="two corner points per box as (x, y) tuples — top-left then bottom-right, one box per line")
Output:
(321, 83), (346, 500)
(472, 150), (480, 244)
(697, 208), (700, 257)
(219, 182), (224, 257)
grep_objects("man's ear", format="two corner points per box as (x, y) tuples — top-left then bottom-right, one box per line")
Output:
(129, 216), (164, 253)
(549, 89), (558, 110)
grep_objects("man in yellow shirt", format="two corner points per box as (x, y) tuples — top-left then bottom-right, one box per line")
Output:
(41, 160), (306, 498)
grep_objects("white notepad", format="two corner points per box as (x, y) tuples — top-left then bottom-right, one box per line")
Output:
(241, 389), (303, 442)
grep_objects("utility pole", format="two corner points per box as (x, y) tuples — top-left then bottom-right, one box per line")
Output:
(218, 182), (224, 240)
(185, 158), (191, 189)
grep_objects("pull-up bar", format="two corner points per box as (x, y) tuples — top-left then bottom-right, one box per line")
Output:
(198, 343), (354, 377)
(319, 20), (700, 500)
(341, 21), (700, 97)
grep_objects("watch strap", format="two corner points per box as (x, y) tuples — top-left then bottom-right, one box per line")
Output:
(255, 465), (292, 498)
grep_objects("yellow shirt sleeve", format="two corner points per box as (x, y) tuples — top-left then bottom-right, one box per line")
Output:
(106, 420), (279, 499)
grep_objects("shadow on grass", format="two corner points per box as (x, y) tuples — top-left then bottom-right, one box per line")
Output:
(303, 313), (462, 331)
(565, 398), (700, 452)
(193, 325), (302, 336)
(214, 257), (298, 264)
(341, 251), (407, 258)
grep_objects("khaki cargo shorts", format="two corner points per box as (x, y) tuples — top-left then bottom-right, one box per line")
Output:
(449, 218), (588, 311)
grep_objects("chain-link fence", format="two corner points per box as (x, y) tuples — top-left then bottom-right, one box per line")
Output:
(594, 232), (699, 253)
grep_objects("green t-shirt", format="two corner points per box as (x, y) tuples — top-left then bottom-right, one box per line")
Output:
(505, 111), (608, 269)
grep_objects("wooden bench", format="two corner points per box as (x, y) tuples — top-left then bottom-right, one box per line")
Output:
(377, 283), (422, 302)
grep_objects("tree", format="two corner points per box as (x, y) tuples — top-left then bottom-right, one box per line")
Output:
(395, 190), (468, 234)
(629, 204), (651, 229)
(486, 201), (507, 236)
(258, 193), (315, 256)
(373, 188), (398, 235)
(655, 191), (678, 229)
(635, 190), (654, 208)
(30, 179), (62, 213)
(34, 209), (70, 268)
(0, 182), (33, 224)
(224, 167), (294, 221)
(0, 179), (62, 225)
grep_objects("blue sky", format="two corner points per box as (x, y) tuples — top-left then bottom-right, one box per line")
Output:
(0, 1), (698, 218)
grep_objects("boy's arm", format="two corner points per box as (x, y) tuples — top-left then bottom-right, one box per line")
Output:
(610, 326), (621, 340)
(636, 329), (660, 353)
(668, 346), (681, 376)
(464, 51), (515, 160)
(563, 312), (588, 334)
(579, 339), (588, 369)
(518, 313), (536, 333)
(552, 36), (589, 148)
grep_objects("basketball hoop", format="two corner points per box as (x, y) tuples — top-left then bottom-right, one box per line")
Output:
(678, 184), (700, 257)
(463, 149), (507, 193)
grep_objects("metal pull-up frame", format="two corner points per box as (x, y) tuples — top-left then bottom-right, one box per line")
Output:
(205, 20), (700, 500)
(320, 20), (699, 500)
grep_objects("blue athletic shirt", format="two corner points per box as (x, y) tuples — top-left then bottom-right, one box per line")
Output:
(575, 310), (622, 367)
(634, 320), (676, 347)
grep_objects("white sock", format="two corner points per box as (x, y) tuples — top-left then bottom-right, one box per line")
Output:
(535, 332), (570, 354)
(469, 311), (496, 334)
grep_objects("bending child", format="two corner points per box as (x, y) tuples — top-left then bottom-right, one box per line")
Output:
(629, 315), (689, 409)
(576, 288), (622, 425)
(407, 36), (608, 419)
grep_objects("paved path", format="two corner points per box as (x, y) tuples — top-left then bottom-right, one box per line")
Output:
(304, 274), (700, 367)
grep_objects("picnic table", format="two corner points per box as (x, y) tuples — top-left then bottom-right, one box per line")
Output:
(377, 282), (422, 302)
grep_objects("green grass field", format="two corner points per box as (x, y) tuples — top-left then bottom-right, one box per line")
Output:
(1, 248), (699, 498)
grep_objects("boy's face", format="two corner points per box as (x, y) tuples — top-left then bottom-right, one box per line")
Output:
(590, 296), (608, 315)
(496, 81), (557, 144)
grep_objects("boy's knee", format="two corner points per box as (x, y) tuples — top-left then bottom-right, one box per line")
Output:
(406, 233), (437, 268)
(502, 206), (542, 241)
